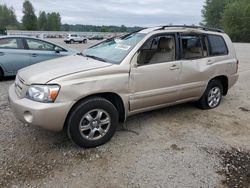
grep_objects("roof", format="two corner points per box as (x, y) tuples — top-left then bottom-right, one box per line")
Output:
(0, 35), (73, 52)
(139, 25), (224, 34)
(0, 35), (38, 39)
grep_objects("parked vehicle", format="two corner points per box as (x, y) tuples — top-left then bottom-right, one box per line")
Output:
(64, 34), (87, 44)
(0, 36), (78, 80)
(9, 26), (239, 148)
(88, 35), (104, 40)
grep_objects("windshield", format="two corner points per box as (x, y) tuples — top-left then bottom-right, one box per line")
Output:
(83, 33), (146, 64)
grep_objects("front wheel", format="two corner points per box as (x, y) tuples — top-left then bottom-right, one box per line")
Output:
(66, 97), (119, 148)
(197, 79), (223, 109)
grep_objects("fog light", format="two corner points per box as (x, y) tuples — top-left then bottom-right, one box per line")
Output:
(24, 111), (33, 123)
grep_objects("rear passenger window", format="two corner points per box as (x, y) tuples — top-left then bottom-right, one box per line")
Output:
(181, 35), (204, 59)
(207, 35), (228, 56)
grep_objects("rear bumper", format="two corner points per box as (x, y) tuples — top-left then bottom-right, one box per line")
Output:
(228, 73), (239, 89)
(9, 84), (73, 131)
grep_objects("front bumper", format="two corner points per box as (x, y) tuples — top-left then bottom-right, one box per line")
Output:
(9, 84), (73, 131)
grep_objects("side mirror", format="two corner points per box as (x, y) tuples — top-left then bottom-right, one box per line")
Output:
(137, 51), (144, 66)
(54, 46), (61, 53)
(131, 51), (140, 68)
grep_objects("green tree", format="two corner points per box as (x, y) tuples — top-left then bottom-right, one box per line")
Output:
(100, 26), (109, 32)
(202, 0), (229, 28)
(22, 0), (37, 30)
(0, 4), (18, 30)
(120, 25), (127, 32)
(222, 0), (250, 42)
(38, 11), (47, 30)
(47, 12), (61, 31)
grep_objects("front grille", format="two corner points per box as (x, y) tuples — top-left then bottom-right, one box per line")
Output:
(14, 75), (27, 98)
(18, 75), (25, 84)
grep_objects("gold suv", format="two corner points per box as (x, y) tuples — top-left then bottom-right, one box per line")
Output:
(9, 26), (239, 148)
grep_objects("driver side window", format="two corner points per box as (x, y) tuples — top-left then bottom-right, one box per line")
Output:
(137, 34), (176, 65)
(26, 39), (55, 51)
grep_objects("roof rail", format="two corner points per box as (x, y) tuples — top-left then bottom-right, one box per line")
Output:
(159, 25), (224, 33)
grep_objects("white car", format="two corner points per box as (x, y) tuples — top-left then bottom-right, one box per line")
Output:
(64, 34), (87, 44)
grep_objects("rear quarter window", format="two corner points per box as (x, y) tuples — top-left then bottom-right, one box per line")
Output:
(207, 35), (228, 56)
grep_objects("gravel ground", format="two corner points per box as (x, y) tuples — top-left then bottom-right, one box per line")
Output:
(0, 41), (250, 188)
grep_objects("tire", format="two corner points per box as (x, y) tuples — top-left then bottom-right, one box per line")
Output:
(197, 79), (223, 109)
(66, 97), (119, 148)
(70, 39), (74, 44)
(83, 39), (87, 44)
(0, 68), (3, 81)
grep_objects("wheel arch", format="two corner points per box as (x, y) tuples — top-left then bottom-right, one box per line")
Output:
(209, 75), (228, 96)
(64, 92), (126, 129)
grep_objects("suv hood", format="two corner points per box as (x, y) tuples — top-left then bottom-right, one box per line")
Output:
(18, 55), (112, 84)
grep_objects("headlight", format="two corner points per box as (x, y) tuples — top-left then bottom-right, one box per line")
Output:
(26, 85), (60, 103)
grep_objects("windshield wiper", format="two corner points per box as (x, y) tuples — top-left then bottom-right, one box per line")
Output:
(83, 54), (108, 63)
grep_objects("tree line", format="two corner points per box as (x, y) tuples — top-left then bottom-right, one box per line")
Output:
(202, 0), (250, 42)
(61, 24), (142, 33)
(0, 1), (61, 31)
(1, 0), (250, 41)
(0, 0), (142, 33)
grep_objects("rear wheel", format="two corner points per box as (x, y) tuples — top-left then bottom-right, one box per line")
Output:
(66, 97), (119, 148)
(83, 39), (87, 43)
(197, 79), (223, 109)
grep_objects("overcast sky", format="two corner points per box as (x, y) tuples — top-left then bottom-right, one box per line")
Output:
(1, 0), (205, 26)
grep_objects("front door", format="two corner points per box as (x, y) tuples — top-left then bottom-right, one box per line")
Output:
(129, 34), (181, 112)
(25, 38), (62, 65)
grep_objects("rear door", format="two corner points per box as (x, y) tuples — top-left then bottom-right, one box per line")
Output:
(24, 38), (64, 65)
(0, 37), (30, 74)
(178, 33), (211, 101)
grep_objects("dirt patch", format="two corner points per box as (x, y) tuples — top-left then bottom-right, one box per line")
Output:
(170, 144), (184, 151)
(217, 148), (250, 188)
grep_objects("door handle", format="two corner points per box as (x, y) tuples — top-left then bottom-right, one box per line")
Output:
(169, 64), (180, 70)
(0, 52), (5, 56)
(31, 53), (38, 57)
(206, 59), (214, 65)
